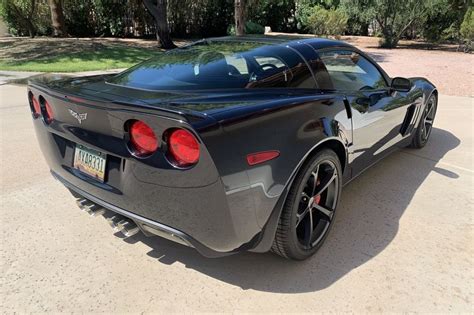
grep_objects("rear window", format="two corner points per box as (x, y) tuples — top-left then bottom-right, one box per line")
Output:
(108, 41), (315, 91)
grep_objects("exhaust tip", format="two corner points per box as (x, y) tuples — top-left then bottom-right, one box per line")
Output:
(107, 215), (124, 231)
(106, 215), (139, 237)
(75, 197), (140, 238)
(76, 198), (106, 216)
(118, 220), (139, 237)
(76, 198), (93, 210)
(87, 205), (106, 217)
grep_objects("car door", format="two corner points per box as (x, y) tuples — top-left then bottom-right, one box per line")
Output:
(316, 49), (414, 177)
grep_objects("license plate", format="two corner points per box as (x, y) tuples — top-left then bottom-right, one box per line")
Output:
(73, 144), (107, 182)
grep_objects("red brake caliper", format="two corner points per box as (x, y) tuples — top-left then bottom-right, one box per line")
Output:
(313, 179), (321, 205)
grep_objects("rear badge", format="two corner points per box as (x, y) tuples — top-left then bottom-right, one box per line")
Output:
(69, 109), (87, 124)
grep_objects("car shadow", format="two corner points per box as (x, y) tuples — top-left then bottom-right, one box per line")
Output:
(121, 127), (459, 293)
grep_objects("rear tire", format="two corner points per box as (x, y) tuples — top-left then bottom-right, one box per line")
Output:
(411, 93), (437, 149)
(272, 149), (342, 260)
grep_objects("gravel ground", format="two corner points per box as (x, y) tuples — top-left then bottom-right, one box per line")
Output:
(361, 46), (474, 97)
(274, 34), (474, 97)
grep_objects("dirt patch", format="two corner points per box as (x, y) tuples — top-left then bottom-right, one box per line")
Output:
(272, 34), (473, 97)
(341, 36), (474, 97)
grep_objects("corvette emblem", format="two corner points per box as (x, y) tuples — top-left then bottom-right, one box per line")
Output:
(69, 109), (87, 124)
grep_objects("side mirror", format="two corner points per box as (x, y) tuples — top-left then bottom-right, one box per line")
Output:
(391, 77), (412, 92)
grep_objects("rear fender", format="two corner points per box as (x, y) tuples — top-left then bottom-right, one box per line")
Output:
(250, 137), (348, 253)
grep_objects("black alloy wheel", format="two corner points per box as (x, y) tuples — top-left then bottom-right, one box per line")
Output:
(411, 94), (438, 148)
(272, 149), (342, 260)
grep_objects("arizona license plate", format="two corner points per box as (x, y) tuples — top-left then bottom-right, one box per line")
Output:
(73, 144), (107, 182)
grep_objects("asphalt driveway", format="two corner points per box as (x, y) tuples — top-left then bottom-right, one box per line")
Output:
(0, 84), (472, 312)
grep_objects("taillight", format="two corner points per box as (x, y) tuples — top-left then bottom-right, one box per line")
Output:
(167, 129), (200, 167)
(129, 120), (159, 157)
(29, 92), (40, 118)
(43, 99), (54, 124)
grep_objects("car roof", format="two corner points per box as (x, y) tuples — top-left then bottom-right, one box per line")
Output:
(204, 35), (355, 51)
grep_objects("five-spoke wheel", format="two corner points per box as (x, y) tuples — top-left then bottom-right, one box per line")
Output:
(296, 160), (338, 250)
(272, 149), (342, 260)
(411, 93), (438, 148)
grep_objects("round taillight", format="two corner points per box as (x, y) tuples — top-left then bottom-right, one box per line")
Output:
(129, 120), (159, 157)
(168, 129), (200, 167)
(30, 94), (41, 117)
(43, 99), (54, 124)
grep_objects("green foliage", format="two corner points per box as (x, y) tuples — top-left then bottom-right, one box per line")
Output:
(340, 0), (372, 35)
(343, 0), (450, 48)
(0, 0), (50, 36)
(0, 0), (470, 47)
(295, 0), (315, 31)
(248, 0), (296, 32)
(307, 6), (348, 37)
(423, 0), (469, 42)
(227, 20), (265, 35)
(245, 21), (265, 34)
(168, 0), (233, 37)
(62, 0), (151, 37)
(460, 7), (474, 41)
(295, 0), (344, 32)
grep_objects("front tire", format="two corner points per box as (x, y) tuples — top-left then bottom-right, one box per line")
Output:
(272, 149), (342, 260)
(411, 93), (437, 148)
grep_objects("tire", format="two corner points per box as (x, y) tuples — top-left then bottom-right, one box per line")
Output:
(411, 93), (438, 149)
(272, 149), (342, 260)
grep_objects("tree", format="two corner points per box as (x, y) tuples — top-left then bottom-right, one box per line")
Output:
(235, 0), (245, 36)
(460, 7), (474, 41)
(0, 0), (38, 37)
(143, 0), (176, 49)
(342, 0), (444, 48)
(48, 0), (66, 36)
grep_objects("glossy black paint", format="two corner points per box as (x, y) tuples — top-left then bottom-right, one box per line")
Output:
(28, 36), (437, 257)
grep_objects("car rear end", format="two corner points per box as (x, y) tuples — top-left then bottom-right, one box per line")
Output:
(27, 82), (260, 257)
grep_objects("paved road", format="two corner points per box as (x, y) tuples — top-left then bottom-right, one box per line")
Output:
(1, 84), (472, 312)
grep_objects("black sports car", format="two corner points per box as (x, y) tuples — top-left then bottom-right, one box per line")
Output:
(28, 36), (437, 260)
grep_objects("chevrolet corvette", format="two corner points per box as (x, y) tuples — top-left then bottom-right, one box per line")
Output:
(27, 36), (437, 260)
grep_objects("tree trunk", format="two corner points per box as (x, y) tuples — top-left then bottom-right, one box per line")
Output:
(360, 22), (369, 36)
(143, 0), (176, 49)
(235, 0), (245, 36)
(26, 21), (36, 38)
(48, 0), (67, 37)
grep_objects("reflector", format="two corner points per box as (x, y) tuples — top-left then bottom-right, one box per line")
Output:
(246, 150), (280, 166)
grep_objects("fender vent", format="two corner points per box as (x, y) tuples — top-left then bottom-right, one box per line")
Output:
(400, 104), (416, 136)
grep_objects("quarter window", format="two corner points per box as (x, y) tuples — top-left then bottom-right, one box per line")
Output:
(318, 50), (387, 91)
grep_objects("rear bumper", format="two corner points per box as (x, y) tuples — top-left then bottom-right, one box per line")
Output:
(53, 171), (260, 257)
(27, 84), (266, 257)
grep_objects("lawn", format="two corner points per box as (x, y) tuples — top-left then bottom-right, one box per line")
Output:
(0, 38), (163, 72)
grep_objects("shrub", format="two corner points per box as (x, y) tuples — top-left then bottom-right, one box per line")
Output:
(307, 6), (348, 38)
(245, 21), (265, 34)
(227, 21), (265, 35)
(460, 7), (474, 42)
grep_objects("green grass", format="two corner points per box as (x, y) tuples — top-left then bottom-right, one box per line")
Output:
(0, 45), (157, 72)
(0, 38), (266, 73)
